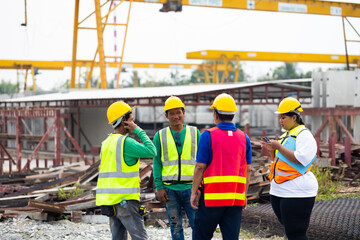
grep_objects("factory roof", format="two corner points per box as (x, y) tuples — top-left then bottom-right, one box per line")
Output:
(0, 79), (312, 108)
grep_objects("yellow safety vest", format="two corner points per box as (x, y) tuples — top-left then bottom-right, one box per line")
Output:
(96, 134), (140, 206)
(159, 126), (197, 185)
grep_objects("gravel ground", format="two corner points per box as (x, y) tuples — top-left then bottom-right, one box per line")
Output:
(0, 217), (284, 240)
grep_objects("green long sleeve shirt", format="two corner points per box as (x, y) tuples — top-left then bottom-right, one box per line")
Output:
(152, 125), (200, 191)
(121, 126), (157, 166)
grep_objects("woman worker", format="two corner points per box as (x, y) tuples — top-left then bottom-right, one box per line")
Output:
(262, 97), (318, 240)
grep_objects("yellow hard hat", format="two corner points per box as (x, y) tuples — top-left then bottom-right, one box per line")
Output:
(107, 101), (134, 124)
(275, 97), (303, 114)
(210, 93), (237, 114)
(164, 96), (185, 112)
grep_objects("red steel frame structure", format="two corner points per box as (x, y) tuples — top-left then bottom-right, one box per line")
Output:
(1, 81), (359, 172)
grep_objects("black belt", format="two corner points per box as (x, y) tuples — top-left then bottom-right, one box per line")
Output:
(164, 180), (193, 184)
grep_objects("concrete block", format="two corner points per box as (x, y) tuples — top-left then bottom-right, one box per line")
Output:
(81, 215), (109, 224)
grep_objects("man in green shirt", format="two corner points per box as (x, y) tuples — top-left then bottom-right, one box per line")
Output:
(96, 101), (156, 240)
(152, 96), (200, 240)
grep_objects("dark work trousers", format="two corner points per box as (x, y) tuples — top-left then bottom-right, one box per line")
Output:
(270, 195), (316, 240)
(193, 190), (243, 240)
(109, 200), (147, 240)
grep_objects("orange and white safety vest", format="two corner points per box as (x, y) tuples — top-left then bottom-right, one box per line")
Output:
(269, 125), (316, 184)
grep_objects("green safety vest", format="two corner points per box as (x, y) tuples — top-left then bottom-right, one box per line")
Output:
(159, 126), (197, 185)
(96, 134), (140, 206)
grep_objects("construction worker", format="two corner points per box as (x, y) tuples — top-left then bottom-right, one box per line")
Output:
(96, 101), (156, 240)
(190, 93), (252, 240)
(262, 97), (318, 240)
(152, 96), (200, 240)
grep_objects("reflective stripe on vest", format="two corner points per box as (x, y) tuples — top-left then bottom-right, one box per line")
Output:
(268, 125), (316, 184)
(203, 127), (247, 207)
(96, 134), (140, 206)
(159, 126), (197, 184)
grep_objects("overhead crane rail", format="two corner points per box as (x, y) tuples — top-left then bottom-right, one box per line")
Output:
(187, 50), (360, 65)
(133, 0), (360, 18)
(0, 60), (198, 71)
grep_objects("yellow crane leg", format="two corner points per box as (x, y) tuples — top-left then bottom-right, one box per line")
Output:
(116, 0), (133, 88)
(234, 56), (240, 83)
(70, 0), (80, 89)
(94, 0), (107, 89)
(31, 67), (36, 91)
(24, 69), (28, 91)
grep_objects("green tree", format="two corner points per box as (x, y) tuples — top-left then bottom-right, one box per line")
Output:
(259, 63), (314, 81)
(0, 80), (17, 94)
(272, 63), (298, 79)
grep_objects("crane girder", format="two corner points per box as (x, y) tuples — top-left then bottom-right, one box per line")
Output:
(187, 50), (360, 65)
(188, 50), (360, 83)
(132, 0), (360, 18)
(0, 60), (199, 70)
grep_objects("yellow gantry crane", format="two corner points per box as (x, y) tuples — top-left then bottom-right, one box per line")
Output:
(135, 0), (360, 17)
(0, 60), (199, 90)
(13, 1), (360, 89)
(186, 50), (360, 83)
(71, 0), (134, 89)
(70, 0), (360, 89)
(3, 49), (360, 88)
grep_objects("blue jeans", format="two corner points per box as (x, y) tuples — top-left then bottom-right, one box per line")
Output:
(164, 188), (195, 240)
(109, 200), (147, 240)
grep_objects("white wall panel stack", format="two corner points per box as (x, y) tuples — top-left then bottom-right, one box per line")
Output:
(354, 70), (360, 143)
(326, 71), (356, 107)
(311, 71), (324, 139)
(311, 70), (359, 144)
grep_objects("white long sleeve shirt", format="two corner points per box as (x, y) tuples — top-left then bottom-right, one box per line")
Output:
(270, 129), (318, 198)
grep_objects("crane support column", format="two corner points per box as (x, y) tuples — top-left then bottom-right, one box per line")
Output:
(71, 0), (80, 89)
(94, 0), (107, 89)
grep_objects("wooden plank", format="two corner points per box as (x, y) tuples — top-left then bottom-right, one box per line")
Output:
(28, 200), (66, 214)
(0, 206), (39, 212)
(140, 164), (152, 178)
(156, 219), (167, 228)
(66, 199), (96, 211)
(71, 211), (82, 223)
(8, 161), (100, 197)
(34, 194), (51, 202)
(4, 210), (47, 221)
(0, 194), (43, 201)
(56, 197), (95, 206)
(32, 187), (76, 195)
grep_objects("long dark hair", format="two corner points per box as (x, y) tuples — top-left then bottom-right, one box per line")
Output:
(283, 112), (305, 125)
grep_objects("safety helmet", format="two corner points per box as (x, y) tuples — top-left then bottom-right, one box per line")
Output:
(107, 101), (134, 126)
(275, 97), (303, 114)
(210, 93), (237, 115)
(164, 96), (185, 112)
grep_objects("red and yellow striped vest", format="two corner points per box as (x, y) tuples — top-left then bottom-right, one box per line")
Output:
(203, 127), (247, 207)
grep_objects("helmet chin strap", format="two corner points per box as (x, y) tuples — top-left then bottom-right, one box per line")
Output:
(112, 116), (124, 129)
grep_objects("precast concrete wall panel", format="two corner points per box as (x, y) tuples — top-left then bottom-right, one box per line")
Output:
(312, 72), (321, 108)
(354, 70), (360, 143)
(311, 72), (324, 139)
(326, 71), (355, 107)
(320, 72), (327, 108)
